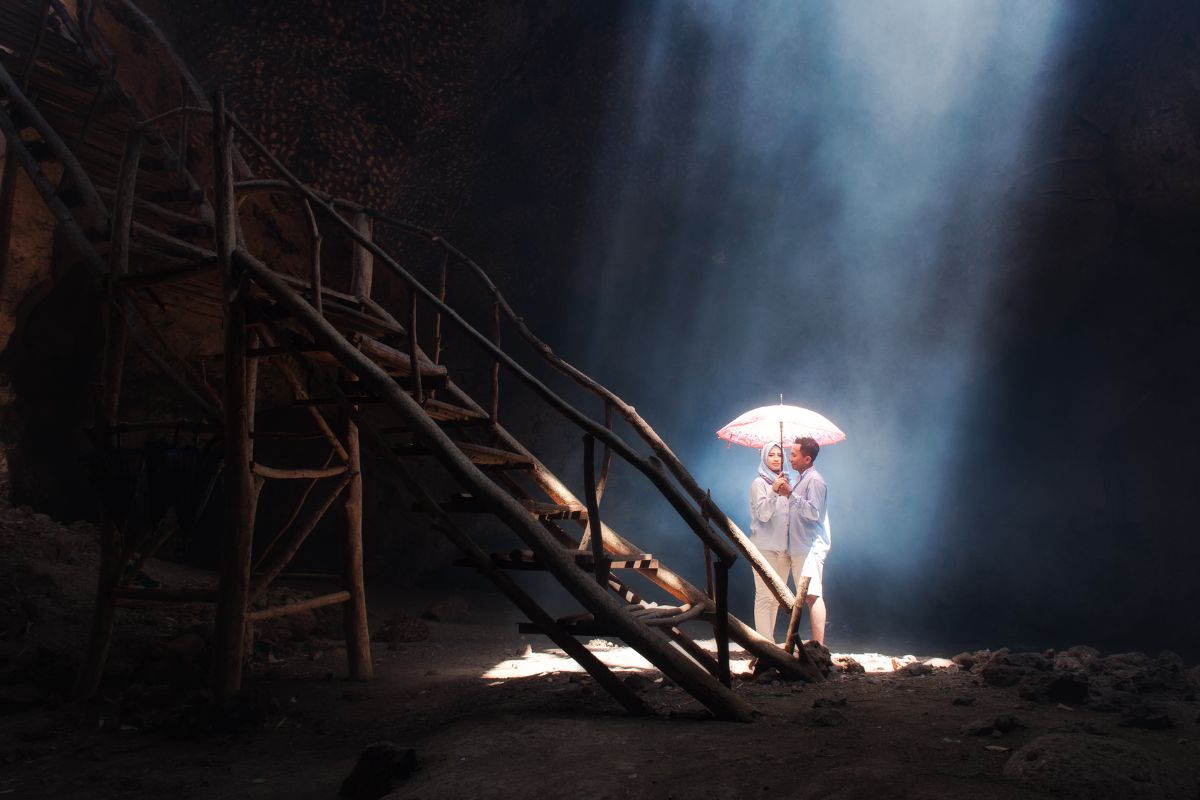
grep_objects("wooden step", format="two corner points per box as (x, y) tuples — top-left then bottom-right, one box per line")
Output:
(515, 602), (694, 636)
(457, 549), (658, 572)
(421, 492), (587, 521)
(393, 441), (532, 470)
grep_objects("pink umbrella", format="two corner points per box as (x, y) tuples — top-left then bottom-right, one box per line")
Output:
(716, 399), (846, 451)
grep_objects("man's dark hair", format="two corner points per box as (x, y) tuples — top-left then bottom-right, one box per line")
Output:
(793, 436), (820, 462)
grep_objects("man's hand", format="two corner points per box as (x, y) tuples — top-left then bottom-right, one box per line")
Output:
(772, 475), (791, 495)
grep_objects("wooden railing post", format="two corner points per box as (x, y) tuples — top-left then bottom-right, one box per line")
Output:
(350, 211), (373, 299)
(582, 435), (607, 586)
(490, 301), (500, 426)
(406, 291), (423, 405)
(714, 560), (731, 687)
(432, 248), (448, 366)
(211, 88), (255, 702)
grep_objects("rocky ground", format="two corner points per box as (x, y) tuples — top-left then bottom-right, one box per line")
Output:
(2, 495), (1199, 799)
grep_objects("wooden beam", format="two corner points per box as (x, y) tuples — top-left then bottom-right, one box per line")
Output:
(248, 591), (349, 622)
(211, 89), (254, 702)
(341, 387), (372, 680)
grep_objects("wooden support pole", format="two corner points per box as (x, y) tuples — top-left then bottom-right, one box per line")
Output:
(432, 248), (448, 367)
(211, 89), (255, 702)
(341, 393), (372, 680)
(406, 292), (423, 405)
(303, 199), (322, 317)
(596, 401), (613, 505)
(714, 560), (731, 687)
(784, 576), (811, 655)
(582, 435), (606, 586)
(350, 211), (373, 299)
(251, 451), (336, 573)
(490, 301), (500, 426)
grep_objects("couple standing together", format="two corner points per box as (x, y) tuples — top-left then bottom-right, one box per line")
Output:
(749, 436), (829, 646)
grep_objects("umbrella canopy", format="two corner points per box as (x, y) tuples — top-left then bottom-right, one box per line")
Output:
(716, 404), (846, 449)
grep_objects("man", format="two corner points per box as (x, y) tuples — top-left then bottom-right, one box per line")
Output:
(788, 436), (829, 645)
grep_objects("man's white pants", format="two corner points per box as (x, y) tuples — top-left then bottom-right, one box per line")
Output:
(752, 549), (810, 642)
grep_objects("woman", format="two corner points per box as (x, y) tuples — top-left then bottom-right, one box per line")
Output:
(749, 442), (794, 641)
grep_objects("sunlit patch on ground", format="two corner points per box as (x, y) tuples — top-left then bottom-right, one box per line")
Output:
(482, 638), (952, 682)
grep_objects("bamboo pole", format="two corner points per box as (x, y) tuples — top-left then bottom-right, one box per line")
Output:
(211, 89), (254, 701)
(341, 389), (372, 681)
(238, 249), (754, 721)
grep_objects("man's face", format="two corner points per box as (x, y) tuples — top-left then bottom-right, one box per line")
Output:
(789, 443), (811, 472)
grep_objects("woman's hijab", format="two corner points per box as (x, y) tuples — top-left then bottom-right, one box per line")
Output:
(757, 442), (789, 485)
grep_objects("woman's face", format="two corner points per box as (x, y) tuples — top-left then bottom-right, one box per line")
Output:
(766, 446), (783, 472)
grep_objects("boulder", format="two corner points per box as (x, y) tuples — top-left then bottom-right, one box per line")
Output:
(1003, 733), (1186, 798)
(339, 742), (417, 800)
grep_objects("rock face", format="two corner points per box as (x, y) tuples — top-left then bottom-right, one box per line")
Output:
(1003, 734), (1190, 799)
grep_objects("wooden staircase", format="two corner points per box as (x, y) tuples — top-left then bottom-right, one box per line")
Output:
(0, 0), (822, 722)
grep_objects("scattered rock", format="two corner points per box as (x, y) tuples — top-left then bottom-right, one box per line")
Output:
(962, 714), (1024, 737)
(831, 655), (864, 674)
(339, 742), (416, 800)
(1003, 733), (1182, 798)
(923, 657), (956, 670)
(371, 616), (430, 645)
(952, 696), (976, 706)
(812, 695), (847, 708)
(753, 667), (781, 684)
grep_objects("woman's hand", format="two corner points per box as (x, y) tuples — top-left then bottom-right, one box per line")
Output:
(772, 475), (791, 495)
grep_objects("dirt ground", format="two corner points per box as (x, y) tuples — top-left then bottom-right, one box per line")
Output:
(2, 498), (1198, 799)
